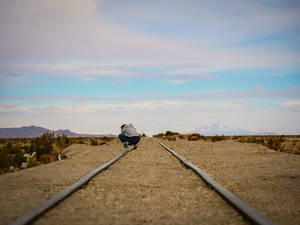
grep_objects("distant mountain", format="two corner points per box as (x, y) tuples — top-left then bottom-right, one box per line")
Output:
(185, 122), (276, 136)
(0, 125), (114, 138)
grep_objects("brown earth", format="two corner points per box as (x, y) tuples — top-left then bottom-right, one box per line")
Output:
(0, 138), (299, 225)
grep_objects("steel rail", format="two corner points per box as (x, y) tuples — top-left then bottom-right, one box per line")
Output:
(9, 138), (147, 225)
(152, 137), (276, 225)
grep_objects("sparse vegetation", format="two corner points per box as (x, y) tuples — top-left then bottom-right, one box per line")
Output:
(100, 136), (114, 143)
(30, 133), (55, 158)
(165, 131), (180, 136)
(78, 139), (85, 144)
(166, 136), (176, 141)
(0, 133), (72, 174)
(153, 133), (164, 138)
(237, 135), (286, 151)
(152, 131), (299, 154)
(209, 135), (226, 142)
(39, 154), (55, 164)
(69, 136), (115, 146)
(55, 134), (70, 151)
(0, 148), (10, 169)
(0, 142), (26, 171)
(0, 134), (118, 174)
(233, 135), (300, 154)
(153, 131), (181, 139)
(90, 138), (99, 146)
(187, 133), (206, 141)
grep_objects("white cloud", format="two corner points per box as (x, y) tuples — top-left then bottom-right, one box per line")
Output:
(0, 64), (217, 84)
(255, 86), (264, 90)
(0, 0), (299, 70)
(115, 79), (129, 85)
(1, 87), (299, 104)
(272, 73), (285, 77)
(166, 80), (186, 84)
(0, 104), (19, 112)
(281, 100), (300, 110)
(75, 98), (86, 103)
(169, 87), (300, 100)
(0, 64), (139, 77)
(0, 100), (250, 114)
(100, 0), (300, 49)
(0, 0), (201, 65)
(0, 103), (18, 109)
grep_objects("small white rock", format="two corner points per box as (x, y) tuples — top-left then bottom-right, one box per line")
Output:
(21, 162), (28, 168)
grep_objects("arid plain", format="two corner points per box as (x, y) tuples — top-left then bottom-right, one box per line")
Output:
(0, 137), (299, 225)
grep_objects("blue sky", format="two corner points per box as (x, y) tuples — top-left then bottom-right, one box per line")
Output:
(0, 0), (299, 135)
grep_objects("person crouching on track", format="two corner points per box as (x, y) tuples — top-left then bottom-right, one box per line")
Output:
(119, 123), (140, 149)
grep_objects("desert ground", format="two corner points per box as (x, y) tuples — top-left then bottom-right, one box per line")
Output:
(0, 137), (299, 225)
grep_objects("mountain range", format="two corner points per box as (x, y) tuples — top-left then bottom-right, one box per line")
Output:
(185, 122), (276, 136)
(0, 126), (114, 138)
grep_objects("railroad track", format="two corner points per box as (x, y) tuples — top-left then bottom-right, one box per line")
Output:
(153, 138), (276, 225)
(9, 137), (276, 225)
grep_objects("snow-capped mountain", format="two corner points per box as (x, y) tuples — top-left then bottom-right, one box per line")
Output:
(186, 122), (276, 136)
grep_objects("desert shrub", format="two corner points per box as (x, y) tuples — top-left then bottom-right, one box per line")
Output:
(52, 147), (60, 158)
(140, 133), (147, 137)
(237, 135), (285, 151)
(0, 148), (10, 169)
(1, 134), (71, 172)
(0, 142), (23, 155)
(27, 156), (39, 168)
(187, 133), (206, 141)
(178, 135), (185, 139)
(30, 133), (54, 158)
(55, 134), (70, 150)
(165, 131), (180, 136)
(98, 141), (106, 145)
(188, 135), (200, 141)
(5, 142), (13, 149)
(210, 135), (226, 142)
(39, 154), (55, 164)
(72, 137), (85, 144)
(90, 138), (98, 146)
(22, 145), (31, 154)
(0, 143), (26, 169)
(153, 133), (164, 138)
(166, 136), (176, 141)
(8, 144), (23, 154)
(265, 136), (285, 150)
(10, 153), (25, 167)
(101, 136), (114, 142)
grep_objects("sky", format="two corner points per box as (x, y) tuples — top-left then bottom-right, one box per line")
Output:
(0, 0), (300, 135)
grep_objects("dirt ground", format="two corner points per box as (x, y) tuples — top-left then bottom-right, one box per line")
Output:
(0, 138), (299, 225)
